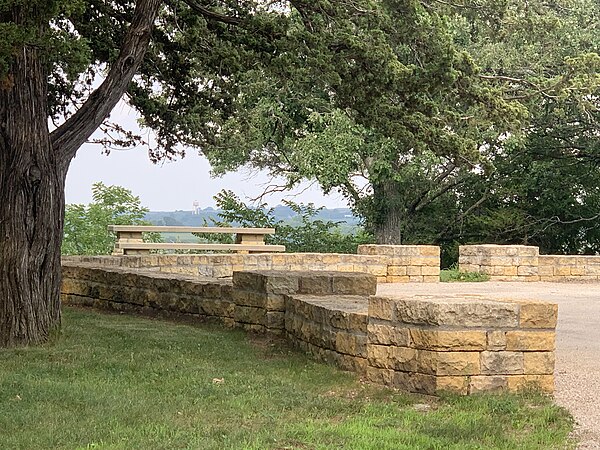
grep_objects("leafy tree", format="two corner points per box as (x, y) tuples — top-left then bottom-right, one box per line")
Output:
(62, 182), (158, 255)
(205, 190), (373, 254)
(0, 0), (517, 346)
(204, 0), (599, 252)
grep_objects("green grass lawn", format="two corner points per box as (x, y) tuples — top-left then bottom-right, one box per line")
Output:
(0, 308), (573, 449)
(440, 267), (491, 282)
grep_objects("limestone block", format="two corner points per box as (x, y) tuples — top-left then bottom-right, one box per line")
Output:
(367, 323), (411, 347)
(469, 376), (508, 394)
(423, 276), (440, 283)
(335, 332), (368, 358)
(410, 329), (487, 351)
(518, 301), (558, 329)
(517, 265), (538, 276)
(368, 345), (417, 371)
(395, 372), (437, 395)
(421, 266), (441, 276)
(506, 331), (555, 351)
(376, 276), (388, 284)
(406, 266), (423, 276)
(298, 274), (332, 295)
(265, 294), (286, 311)
(234, 305), (266, 326)
(266, 274), (301, 294)
(332, 273), (377, 296)
(394, 297), (519, 328)
(569, 266), (586, 276)
(507, 375), (554, 393)
(458, 264), (480, 273)
(436, 376), (469, 395)
(387, 276), (410, 283)
(554, 266), (572, 276)
(487, 331), (507, 351)
(365, 264), (388, 277)
(266, 311), (285, 330)
(336, 354), (367, 374)
(387, 266), (407, 276)
(199, 299), (235, 318)
(418, 350), (481, 376)
(409, 256), (440, 267)
(523, 352), (555, 375)
(366, 366), (395, 385)
(480, 351), (524, 375)
(492, 266), (518, 276)
(537, 265), (554, 277)
(369, 297), (394, 321)
(408, 276), (424, 283)
(584, 264), (600, 276)
(203, 283), (224, 299)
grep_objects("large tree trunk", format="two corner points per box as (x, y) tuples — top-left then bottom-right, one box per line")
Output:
(0, 0), (161, 347)
(0, 20), (64, 346)
(373, 181), (405, 245)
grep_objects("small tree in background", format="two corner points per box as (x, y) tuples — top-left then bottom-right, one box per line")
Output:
(62, 183), (157, 255)
(205, 190), (373, 254)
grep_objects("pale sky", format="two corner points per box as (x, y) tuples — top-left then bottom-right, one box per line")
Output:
(64, 102), (349, 211)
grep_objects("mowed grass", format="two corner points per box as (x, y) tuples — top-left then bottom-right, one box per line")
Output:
(0, 308), (573, 450)
(441, 267), (491, 282)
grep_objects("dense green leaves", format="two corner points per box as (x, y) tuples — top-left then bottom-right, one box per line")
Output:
(62, 182), (157, 255)
(205, 190), (373, 253)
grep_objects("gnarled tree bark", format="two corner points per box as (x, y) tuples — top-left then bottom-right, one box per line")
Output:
(0, 0), (162, 347)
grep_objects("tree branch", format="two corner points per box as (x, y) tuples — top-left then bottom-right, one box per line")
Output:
(51, 0), (163, 169)
(180, 0), (242, 25)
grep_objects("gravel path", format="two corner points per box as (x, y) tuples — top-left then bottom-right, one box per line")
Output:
(376, 281), (600, 449)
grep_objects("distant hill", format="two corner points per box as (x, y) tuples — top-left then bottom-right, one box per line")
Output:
(144, 206), (360, 227)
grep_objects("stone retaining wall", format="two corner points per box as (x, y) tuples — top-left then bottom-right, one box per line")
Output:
(61, 262), (556, 395)
(459, 245), (539, 281)
(539, 255), (600, 282)
(459, 244), (600, 282)
(63, 245), (440, 283)
(367, 294), (556, 395)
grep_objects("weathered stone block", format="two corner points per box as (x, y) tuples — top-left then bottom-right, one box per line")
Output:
(523, 352), (555, 375)
(507, 375), (554, 393)
(366, 366), (395, 385)
(407, 266), (423, 276)
(367, 323), (411, 347)
(335, 332), (367, 358)
(234, 305), (266, 326)
(332, 273), (377, 296)
(506, 331), (555, 351)
(418, 350), (480, 376)
(423, 276), (441, 283)
(266, 311), (285, 329)
(369, 297), (394, 321)
(410, 329), (487, 351)
(394, 297), (519, 328)
(480, 351), (524, 375)
(436, 376), (469, 395)
(469, 376), (508, 394)
(487, 331), (507, 351)
(518, 301), (558, 329)
(298, 274), (332, 295)
(421, 266), (441, 276)
(387, 266), (408, 276)
(517, 265), (538, 276)
(387, 276), (410, 283)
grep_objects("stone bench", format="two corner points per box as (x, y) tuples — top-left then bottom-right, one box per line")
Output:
(108, 225), (285, 255)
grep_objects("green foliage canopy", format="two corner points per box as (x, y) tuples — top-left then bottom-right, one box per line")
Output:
(62, 182), (156, 255)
